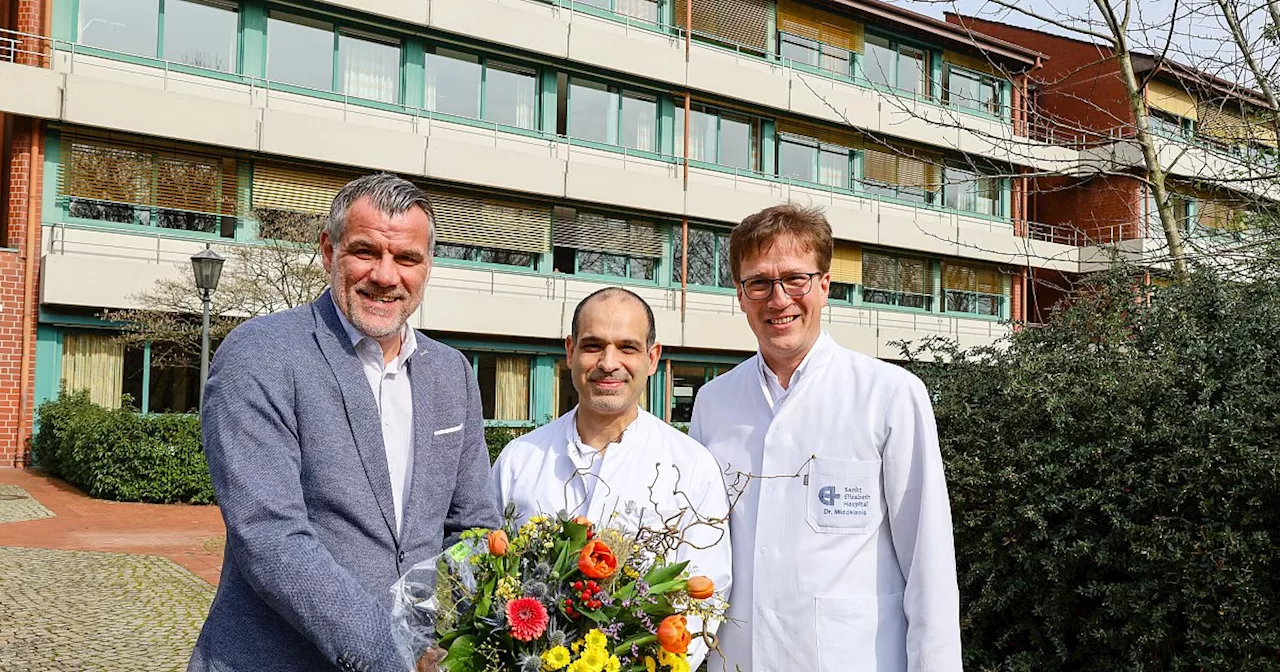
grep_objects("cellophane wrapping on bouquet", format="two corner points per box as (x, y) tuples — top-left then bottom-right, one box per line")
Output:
(390, 507), (726, 672)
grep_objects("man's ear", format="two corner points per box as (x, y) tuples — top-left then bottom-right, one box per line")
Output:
(647, 343), (662, 376)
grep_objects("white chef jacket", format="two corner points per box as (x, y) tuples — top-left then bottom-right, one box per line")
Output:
(491, 407), (733, 667)
(691, 332), (961, 672)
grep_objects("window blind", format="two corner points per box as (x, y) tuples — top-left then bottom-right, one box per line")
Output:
(778, 0), (864, 53)
(61, 133), (239, 216)
(553, 207), (664, 257)
(673, 0), (769, 52)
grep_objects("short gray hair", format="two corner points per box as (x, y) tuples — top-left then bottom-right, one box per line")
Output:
(326, 172), (435, 255)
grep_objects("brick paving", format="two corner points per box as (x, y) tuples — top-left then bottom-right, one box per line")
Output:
(0, 469), (226, 671)
(0, 546), (214, 671)
(0, 484), (54, 524)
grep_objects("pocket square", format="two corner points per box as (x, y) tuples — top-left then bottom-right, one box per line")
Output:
(433, 423), (464, 436)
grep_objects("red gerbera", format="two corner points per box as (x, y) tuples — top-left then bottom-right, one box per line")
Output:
(506, 597), (549, 642)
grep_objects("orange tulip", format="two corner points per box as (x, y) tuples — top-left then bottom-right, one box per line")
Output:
(572, 515), (592, 528)
(686, 576), (714, 600)
(577, 539), (618, 579)
(488, 530), (508, 556)
(656, 615), (691, 654)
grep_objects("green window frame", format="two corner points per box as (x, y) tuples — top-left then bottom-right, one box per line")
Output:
(425, 43), (541, 131)
(861, 251), (934, 311)
(435, 242), (539, 269)
(673, 226), (734, 290)
(942, 164), (1002, 218)
(568, 0), (662, 26)
(74, 0), (241, 72)
(776, 132), (854, 190)
(942, 64), (1003, 117)
(861, 32), (934, 99)
(564, 76), (661, 154)
(266, 8), (403, 104)
(458, 349), (536, 425)
(675, 104), (762, 173)
(778, 31), (854, 79)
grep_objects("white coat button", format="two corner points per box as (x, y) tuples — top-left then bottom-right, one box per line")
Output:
(760, 546), (769, 554)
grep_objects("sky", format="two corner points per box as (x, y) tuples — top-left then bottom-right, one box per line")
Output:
(889, 0), (1275, 89)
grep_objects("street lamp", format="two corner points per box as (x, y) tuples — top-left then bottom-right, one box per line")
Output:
(191, 244), (225, 412)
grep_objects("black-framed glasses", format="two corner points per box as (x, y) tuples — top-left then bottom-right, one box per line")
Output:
(740, 272), (823, 301)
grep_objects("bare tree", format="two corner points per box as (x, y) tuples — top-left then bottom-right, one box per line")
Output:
(102, 209), (330, 364)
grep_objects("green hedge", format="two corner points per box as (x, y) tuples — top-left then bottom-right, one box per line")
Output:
(31, 389), (214, 504)
(905, 268), (1280, 671)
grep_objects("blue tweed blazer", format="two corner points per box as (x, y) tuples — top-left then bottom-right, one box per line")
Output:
(188, 291), (501, 672)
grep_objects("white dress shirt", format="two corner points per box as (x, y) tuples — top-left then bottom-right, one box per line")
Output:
(692, 332), (962, 672)
(335, 308), (417, 534)
(491, 408), (733, 667)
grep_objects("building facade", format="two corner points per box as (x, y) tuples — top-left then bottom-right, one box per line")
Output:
(2, 0), (1108, 462)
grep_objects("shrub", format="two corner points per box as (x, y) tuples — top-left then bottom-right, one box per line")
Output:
(32, 389), (214, 504)
(904, 268), (1280, 671)
(485, 425), (532, 464)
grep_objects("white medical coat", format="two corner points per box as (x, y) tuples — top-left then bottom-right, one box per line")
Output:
(690, 334), (961, 672)
(491, 407), (733, 666)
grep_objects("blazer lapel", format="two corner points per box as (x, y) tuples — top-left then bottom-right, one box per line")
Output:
(401, 339), (441, 545)
(312, 291), (399, 543)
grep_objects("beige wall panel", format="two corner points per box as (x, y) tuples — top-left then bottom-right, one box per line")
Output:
(564, 160), (684, 214)
(326, 0), (428, 25)
(425, 135), (567, 199)
(682, 311), (759, 351)
(877, 203), (957, 256)
(568, 14), (686, 86)
(688, 50), (790, 112)
(825, 321), (879, 357)
(431, 0), (569, 59)
(787, 73), (876, 129)
(261, 109), (427, 176)
(63, 74), (259, 151)
(419, 289), (565, 338)
(684, 170), (785, 223)
(41, 254), (182, 310)
(0, 62), (61, 119)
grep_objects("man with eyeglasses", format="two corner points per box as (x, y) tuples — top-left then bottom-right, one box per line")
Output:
(690, 204), (961, 672)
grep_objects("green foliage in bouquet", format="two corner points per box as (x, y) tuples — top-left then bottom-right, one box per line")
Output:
(432, 508), (725, 672)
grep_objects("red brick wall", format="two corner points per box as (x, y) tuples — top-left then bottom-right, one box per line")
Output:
(1, 117), (42, 467)
(946, 15), (1134, 141)
(1033, 174), (1143, 243)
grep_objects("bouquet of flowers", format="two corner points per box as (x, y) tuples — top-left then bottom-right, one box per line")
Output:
(391, 507), (726, 672)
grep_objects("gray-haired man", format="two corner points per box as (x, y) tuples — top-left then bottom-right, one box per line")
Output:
(189, 173), (500, 672)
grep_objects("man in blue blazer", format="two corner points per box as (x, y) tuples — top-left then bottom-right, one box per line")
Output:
(189, 173), (500, 672)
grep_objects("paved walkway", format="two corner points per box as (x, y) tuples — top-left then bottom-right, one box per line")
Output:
(0, 469), (226, 671)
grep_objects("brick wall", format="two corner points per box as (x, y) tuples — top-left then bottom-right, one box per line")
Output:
(1034, 174), (1144, 243)
(0, 116), (42, 467)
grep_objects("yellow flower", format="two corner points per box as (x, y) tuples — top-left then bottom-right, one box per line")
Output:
(541, 646), (571, 671)
(657, 650), (689, 672)
(604, 654), (621, 672)
(570, 639), (584, 654)
(530, 515), (547, 523)
(495, 575), (520, 602)
(580, 647), (608, 672)
(642, 656), (656, 672)
(566, 661), (586, 672)
(622, 566), (640, 579)
(584, 629), (608, 651)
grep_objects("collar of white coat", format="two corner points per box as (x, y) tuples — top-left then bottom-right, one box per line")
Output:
(562, 406), (648, 467)
(756, 330), (834, 392)
(334, 303), (418, 371)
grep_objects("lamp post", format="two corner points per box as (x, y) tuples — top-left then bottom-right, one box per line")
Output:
(191, 244), (225, 412)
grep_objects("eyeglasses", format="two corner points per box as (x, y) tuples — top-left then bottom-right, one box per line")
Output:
(739, 272), (823, 301)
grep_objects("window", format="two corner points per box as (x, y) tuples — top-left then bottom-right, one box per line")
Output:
(779, 32), (852, 78)
(862, 251), (932, 310)
(426, 48), (537, 130)
(61, 332), (199, 413)
(669, 364), (725, 423)
(576, 0), (660, 24)
(829, 282), (855, 302)
(436, 243), (536, 267)
(676, 106), (760, 171)
(1149, 110), (1192, 140)
(943, 165), (1001, 216)
(566, 79), (658, 153)
(778, 133), (852, 189)
(339, 31), (401, 104)
(945, 66), (1001, 116)
(462, 351), (532, 422)
(863, 34), (931, 96)
(79, 0), (159, 57)
(163, 0), (238, 72)
(674, 227), (733, 288)
(267, 12), (335, 92)
(943, 263), (1003, 317)
(552, 209), (663, 281)
(861, 146), (938, 205)
(426, 48), (481, 119)
(59, 135), (239, 236)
